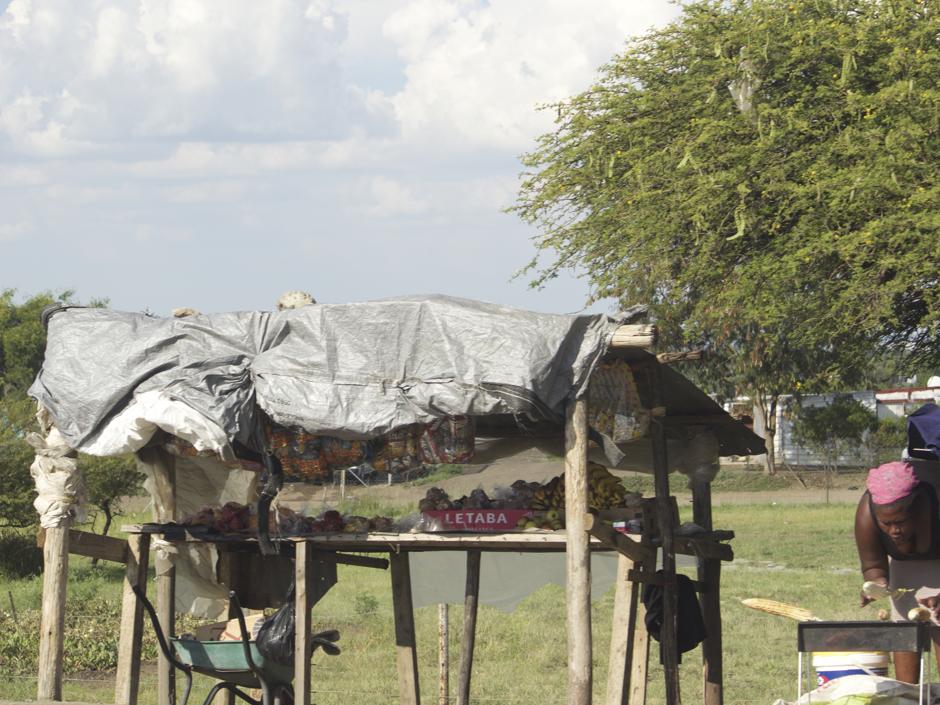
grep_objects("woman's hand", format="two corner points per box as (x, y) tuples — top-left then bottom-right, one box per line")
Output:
(860, 578), (889, 608)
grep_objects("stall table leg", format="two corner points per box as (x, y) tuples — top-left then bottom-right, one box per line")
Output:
(629, 598), (650, 705)
(606, 554), (639, 705)
(115, 534), (151, 705)
(458, 549), (481, 705)
(295, 542), (316, 705)
(646, 364), (681, 705)
(37, 523), (70, 701)
(693, 480), (723, 705)
(565, 396), (592, 705)
(391, 551), (421, 705)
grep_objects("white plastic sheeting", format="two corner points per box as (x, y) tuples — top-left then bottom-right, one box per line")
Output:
(27, 421), (86, 529)
(771, 674), (940, 705)
(82, 390), (233, 458)
(141, 454), (259, 619)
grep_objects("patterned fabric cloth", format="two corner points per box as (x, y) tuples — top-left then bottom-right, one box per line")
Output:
(267, 416), (475, 483)
(867, 460), (919, 505)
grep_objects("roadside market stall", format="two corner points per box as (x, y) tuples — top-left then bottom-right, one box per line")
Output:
(27, 295), (763, 705)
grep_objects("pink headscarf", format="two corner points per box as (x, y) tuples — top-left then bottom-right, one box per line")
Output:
(867, 461), (919, 505)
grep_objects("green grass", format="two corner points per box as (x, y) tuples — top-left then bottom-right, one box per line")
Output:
(404, 464), (466, 487)
(619, 466), (867, 495)
(0, 500), (873, 705)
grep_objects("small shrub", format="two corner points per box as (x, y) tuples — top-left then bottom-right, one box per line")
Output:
(353, 592), (379, 617)
(0, 529), (42, 578)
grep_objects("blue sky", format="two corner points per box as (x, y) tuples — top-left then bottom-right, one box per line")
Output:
(0, 0), (681, 315)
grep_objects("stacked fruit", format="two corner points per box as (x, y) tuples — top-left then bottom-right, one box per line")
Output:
(531, 463), (630, 512)
(587, 463), (630, 510)
(181, 504), (398, 535)
(516, 510), (564, 531)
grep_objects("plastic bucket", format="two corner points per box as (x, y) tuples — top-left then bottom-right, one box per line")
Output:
(812, 651), (889, 685)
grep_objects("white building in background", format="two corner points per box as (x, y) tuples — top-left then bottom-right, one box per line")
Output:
(730, 380), (940, 468)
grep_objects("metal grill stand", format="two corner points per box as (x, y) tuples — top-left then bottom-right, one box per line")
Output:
(797, 621), (931, 705)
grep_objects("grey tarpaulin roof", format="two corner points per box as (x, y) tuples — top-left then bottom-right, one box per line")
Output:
(29, 295), (621, 455)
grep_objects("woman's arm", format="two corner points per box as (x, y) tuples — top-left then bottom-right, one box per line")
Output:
(855, 492), (889, 605)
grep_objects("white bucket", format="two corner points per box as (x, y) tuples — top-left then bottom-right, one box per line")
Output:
(812, 651), (889, 685)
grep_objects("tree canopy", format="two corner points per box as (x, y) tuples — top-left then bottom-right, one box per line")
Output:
(0, 290), (141, 531)
(514, 0), (940, 467)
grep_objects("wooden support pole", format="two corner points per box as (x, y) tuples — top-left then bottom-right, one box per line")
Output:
(38, 528), (129, 564)
(629, 560), (653, 705)
(585, 514), (652, 564)
(439, 604), (450, 705)
(458, 550), (481, 705)
(115, 534), (152, 705)
(390, 551), (421, 705)
(37, 523), (70, 701)
(140, 447), (177, 705)
(692, 481), (723, 705)
(565, 396), (592, 705)
(647, 365), (681, 705)
(311, 550), (389, 570)
(295, 542), (316, 705)
(655, 350), (704, 365)
(606, 554), (638, 705)
(610, 324), (657, 350)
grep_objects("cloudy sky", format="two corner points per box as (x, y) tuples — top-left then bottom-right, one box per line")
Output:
(0, 0), (680, 315)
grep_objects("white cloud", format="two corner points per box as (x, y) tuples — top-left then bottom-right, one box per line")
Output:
(0, 0), (386, 154)
(383, 0), (680, 150)
(0, 221), (29, 242)
(0, 0), (681, 316)
(360, 175), (429, 216)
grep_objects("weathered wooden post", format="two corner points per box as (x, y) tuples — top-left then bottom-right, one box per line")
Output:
(29, 418), (84, 702)
(438, 603), (449, 705)
(115, 533), (152, 705)
(37, 522), (70, 700)
(295, 542), (316, 705)
(457, 549), (481, 705)
(138, 446), (178, 705)
(647, 365), (681, 705)
(564, 395), (591, 705)
(693, 477), (723, 705)
(390, 551), (421, 705)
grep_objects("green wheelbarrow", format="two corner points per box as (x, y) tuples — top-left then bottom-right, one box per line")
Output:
(132, 585), (340, 705)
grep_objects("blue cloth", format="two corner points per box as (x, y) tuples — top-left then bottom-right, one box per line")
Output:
(908, 402), (940, 460)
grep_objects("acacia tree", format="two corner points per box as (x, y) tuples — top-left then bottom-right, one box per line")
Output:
(82, 454), (144, 538)
(515, 0), (940, 472)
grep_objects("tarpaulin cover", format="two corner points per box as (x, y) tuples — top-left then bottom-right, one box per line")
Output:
(29, 296), (619, 456)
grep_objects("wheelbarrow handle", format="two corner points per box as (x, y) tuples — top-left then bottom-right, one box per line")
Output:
(131, 584), (194, 705)
(228, 591), (265, 681)
(132, 585), (192, 674)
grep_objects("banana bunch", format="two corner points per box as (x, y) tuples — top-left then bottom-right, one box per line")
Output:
(529, 464), (628, 511)
(588, 463), (627, 510)
(531, 475), (565, 510)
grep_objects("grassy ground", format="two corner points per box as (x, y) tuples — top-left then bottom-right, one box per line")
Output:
(0, 484), (872, 705)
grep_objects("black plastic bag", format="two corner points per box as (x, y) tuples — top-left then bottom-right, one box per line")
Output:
(256, 583), (295, 666)
(641, 570), (706, 665)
